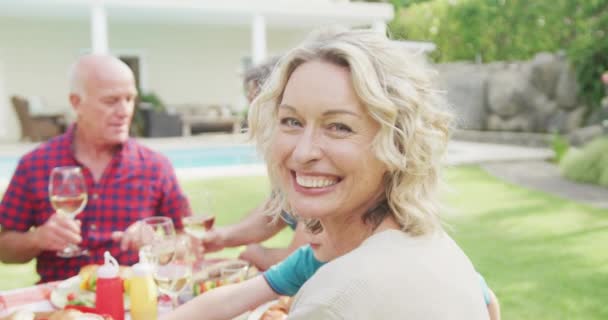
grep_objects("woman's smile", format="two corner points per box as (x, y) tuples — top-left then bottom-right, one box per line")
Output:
(291, 170), (342, 195)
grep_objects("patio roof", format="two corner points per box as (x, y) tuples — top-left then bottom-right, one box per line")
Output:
(0, 0), (394, 28)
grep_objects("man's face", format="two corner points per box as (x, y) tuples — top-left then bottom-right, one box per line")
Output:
(72, 70), (137, 145)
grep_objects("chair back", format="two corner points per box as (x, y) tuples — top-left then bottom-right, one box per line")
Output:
(11, 95), (33, 140)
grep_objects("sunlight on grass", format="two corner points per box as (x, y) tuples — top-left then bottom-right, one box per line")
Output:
(1, 167), (606, 319)
(444, 166), (608, 320)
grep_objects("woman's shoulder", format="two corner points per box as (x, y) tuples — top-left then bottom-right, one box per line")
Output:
(292, 230), (489, 319)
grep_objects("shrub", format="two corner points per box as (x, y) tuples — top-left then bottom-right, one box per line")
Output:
(389, 0), (608, 112)
(559, 137), (608, 187)
(551, 133), (570, 163)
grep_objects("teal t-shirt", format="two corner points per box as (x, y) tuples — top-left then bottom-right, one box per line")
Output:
(478, 272), (492, 305)
(263, 245), (325, 296)
(264, 245), (492, 305)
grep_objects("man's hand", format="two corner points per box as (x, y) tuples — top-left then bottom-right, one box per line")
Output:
(111, 221), (146, 251)
(32, 213), (82, 252)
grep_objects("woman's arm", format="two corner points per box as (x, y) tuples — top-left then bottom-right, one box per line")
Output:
(240, 224), (309, 270)
(161, 275), (278, 320)
(487, 289), (501, 320)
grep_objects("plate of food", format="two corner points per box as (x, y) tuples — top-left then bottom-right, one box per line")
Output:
(248, 296), (292, 320)
(49, 264), (132, 310)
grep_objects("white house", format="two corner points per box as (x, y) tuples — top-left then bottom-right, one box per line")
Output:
(0, 0), (394, 142)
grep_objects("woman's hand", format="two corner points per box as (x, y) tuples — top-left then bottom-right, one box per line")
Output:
(200, 227), (229, 253)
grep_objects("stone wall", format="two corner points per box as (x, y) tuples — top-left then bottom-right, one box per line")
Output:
(437, 52), (586, 133)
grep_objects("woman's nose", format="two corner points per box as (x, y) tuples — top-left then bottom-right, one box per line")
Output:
(292, 128), (323, 164)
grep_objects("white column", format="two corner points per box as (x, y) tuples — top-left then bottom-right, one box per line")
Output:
(251, 14), (267, 65)
(91, 0), (109, 54)
(372, 21), (387, 36)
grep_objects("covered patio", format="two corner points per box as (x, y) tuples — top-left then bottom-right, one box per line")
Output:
(0, 0), (394, 142)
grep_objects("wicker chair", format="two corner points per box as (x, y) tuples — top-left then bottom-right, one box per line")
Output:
(11, 95), (67, 142)
(178, 104), (242, 136)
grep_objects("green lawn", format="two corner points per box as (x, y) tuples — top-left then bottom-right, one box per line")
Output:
(1, 167), (606, 319)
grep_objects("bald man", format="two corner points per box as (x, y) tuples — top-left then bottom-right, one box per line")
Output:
(0, 54), (191, 283)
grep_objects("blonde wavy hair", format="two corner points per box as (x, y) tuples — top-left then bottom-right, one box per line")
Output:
(248, 27), (453, 236)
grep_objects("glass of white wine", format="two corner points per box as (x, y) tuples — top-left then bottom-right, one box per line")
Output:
(182, 215), (215, 240)
(183, 191), (215, 240)
(139, 216), (176, 266)
(49, 166), (88, 258)
(153, 235), (194, 308)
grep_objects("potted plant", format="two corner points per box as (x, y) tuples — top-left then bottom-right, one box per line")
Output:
(131, 91), (182, 137)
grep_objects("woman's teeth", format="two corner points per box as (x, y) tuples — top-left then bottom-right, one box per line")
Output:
(296, 175), (338, 188)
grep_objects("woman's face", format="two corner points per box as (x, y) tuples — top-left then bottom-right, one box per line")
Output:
(271, 60), (387, 223)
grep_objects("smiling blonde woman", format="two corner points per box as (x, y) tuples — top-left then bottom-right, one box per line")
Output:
(248, 27), (491, 319)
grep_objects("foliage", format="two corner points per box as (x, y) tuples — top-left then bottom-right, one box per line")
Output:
(131, 91), (166, 136)
(550, 133), (570, 163)
(389, 0), (608, 110)
(569, 1), (608, 109)
(355, 0), (433, 6)
(559, 136), (608, 187)
(138, 91), (166, 112)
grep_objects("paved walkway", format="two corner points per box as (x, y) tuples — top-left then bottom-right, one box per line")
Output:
(448, 141), (608, 209)
(482, 160), (608, 209)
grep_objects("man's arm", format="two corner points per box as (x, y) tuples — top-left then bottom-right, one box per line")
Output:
(203, 201), (286, 253)
(0, 230), (41, 263)
(487, 289), (501, 320)
(0, 214), (82, 263)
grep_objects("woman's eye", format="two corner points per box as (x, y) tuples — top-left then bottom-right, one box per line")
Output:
(280, 117), (302, 127)
(328, 123), (353, 133)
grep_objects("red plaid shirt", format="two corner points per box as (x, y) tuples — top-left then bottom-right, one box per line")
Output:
(0, 126), (191, 283)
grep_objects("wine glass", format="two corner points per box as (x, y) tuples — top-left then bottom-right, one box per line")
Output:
(139, 216), (176, 265)
(152, 235), (194, 308)
(183, 191), (215, 240)
(49, 166), (88, 258)
(220, 260), (250, 286)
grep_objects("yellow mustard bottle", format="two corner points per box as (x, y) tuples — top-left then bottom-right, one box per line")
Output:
(129, 255), (158, 320)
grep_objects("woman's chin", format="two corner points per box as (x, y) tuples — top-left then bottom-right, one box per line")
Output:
(292, 205), (331, 219)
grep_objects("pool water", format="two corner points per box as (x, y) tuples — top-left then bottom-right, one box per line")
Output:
(0, 145), (262, 179)
(167, 145), (261, 168)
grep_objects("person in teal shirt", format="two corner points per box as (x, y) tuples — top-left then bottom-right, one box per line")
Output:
(263, 245), (326, 296)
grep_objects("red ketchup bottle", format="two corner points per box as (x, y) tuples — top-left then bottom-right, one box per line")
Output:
(95, 251), (125, 320)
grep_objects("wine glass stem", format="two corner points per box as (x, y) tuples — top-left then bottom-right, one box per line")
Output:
(165, 293), (178, 309)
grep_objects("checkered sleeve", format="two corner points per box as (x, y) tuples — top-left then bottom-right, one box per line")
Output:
(156, 157), (191, 231)
(0, 158), (35, 232)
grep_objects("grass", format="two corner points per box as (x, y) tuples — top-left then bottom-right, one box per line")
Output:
(443, 166), (608, 320)
(2, 167), (607, 319)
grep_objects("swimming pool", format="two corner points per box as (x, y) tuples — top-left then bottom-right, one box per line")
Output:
(0, 145), (263, 180)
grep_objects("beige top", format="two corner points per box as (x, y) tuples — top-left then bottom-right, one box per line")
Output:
(288, 229), (489, 320)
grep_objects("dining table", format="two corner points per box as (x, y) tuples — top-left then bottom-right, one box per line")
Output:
(0, 259), (258, 320)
